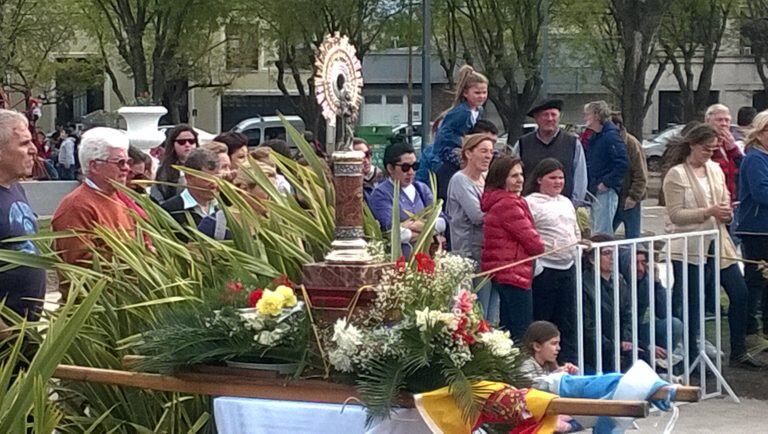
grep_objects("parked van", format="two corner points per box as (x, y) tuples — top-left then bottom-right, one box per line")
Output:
(231, 115), (306, 148)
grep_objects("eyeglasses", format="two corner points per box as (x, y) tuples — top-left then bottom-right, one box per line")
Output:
(175, 138), (197, 145)
(395, 162), (420, 172)
(363, 151), (372, 158)
(95, 158), (133, 168)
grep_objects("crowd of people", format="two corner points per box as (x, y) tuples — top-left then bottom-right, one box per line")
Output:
(3, 64), (768, 378)
(363, 66), (768, 374)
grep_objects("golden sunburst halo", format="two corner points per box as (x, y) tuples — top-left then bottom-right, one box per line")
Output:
(314, 32), (363, 125)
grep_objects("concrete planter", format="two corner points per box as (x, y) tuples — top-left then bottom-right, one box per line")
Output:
(117, 106), (168, 151)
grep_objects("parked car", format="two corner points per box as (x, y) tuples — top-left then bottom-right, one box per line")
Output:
(391, 122), (423, 153)
(231, 115), (306, 149)
(642, 125), (684, 172)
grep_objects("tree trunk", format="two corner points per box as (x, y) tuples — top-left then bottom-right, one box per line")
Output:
(611, 0), (669, 141)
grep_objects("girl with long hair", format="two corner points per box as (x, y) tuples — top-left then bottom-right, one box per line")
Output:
(662, 123), (763, 369)
(481, 156), (544, 339)
(430, 65), (488, 201)
(524, 158), (580, 363)
(152, 124), (198, 202)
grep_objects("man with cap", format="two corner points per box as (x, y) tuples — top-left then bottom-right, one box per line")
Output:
(509, 99), (587, 203)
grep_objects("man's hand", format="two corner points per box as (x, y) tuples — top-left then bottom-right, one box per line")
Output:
(654, 346), (668, 359)
(434, 234), (447, 250)
(624, 198), (637, 210)
(620, 341), (645, 352)
(720, 131), (737, 151)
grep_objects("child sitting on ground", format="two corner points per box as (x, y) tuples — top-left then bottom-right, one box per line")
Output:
(521, 321), (581, 433)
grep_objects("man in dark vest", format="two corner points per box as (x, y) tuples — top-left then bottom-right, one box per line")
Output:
(509, 99), (587, 203)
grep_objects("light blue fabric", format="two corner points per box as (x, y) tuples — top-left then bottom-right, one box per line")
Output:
(591, 188), (619, 235)
(179, 188), (218, 215)
(543, 361), (671, 434)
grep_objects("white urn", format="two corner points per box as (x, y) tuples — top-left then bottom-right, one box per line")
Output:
(117, 106), (168, 151)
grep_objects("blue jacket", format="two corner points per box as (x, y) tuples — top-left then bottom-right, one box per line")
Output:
(369, 179), (434, 230)
(369, 178), (438, 258)
(415, 144), (434, 184)
(430, 102), (482, 171)
(585, 121), (628, 194)
(736, 147), (768, 234)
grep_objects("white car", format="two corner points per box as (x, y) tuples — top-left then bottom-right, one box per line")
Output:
(642, 125), (684, 172)
(391, 122), (423, 153)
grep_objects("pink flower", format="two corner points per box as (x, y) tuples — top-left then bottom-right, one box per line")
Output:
(227, 281), (245, 293)
(453, 289), (476, 314)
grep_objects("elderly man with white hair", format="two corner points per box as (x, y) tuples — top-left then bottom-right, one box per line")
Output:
(52, 127), (136, 268)
(705, 103), (743, 202)
(0, 109), (46, 319)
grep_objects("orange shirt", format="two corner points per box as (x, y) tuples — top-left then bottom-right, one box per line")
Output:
(51, 184), (136, 266)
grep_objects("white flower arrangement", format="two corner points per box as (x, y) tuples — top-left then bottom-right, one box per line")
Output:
(478, 330), (519, 358)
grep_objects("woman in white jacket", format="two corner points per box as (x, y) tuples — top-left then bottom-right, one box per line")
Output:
(524, 158), (581, 364)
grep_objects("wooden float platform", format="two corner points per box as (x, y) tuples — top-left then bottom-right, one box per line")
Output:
(53, 364), (700, 418)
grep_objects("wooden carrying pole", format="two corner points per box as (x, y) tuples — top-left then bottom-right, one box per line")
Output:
(53, 364), (699, 417)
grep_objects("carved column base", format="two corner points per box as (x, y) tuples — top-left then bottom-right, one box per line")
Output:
(325, 150), (370, 264)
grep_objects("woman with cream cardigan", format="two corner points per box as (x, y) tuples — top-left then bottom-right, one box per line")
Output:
(661, 122), (764, 369)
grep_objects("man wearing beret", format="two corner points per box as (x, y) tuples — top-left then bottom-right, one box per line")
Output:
(509, 99), (587, 204)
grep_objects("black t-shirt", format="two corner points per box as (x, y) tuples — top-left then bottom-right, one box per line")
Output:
(0, 183), (46, 319)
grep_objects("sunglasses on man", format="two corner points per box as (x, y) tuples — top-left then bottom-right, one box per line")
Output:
(394, 162), (420, 172)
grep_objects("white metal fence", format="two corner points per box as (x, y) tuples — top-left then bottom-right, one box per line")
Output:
(574, 229), (737, 401)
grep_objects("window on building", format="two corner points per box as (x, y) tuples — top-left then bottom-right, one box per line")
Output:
(386, 95), (404, 104)
(657, 90), (719, 131)
(226, 21), (260, 70)
(364, 95), (383, 104)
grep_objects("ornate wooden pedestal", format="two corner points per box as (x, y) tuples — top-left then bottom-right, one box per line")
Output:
(302, 262), (389, 309)
(302, 150), (386, 311)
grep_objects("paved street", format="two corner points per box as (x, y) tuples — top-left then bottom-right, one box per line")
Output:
(633, 398), (766, 433)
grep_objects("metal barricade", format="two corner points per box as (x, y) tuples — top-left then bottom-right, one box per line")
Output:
(574, 230), (737, 401)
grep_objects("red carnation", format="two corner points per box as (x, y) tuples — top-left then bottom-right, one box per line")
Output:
(227, 281), (245, 293)
(247, 289), (264, 307)
(395, 255), (407, 273)
(452, 316), (475, 345)
(414, 253), (435, 274)
(477, 320), (491, 333)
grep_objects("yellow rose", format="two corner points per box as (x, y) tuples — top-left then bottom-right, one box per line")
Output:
(275, 285), (297, 307)
(256, 290), (285, 316)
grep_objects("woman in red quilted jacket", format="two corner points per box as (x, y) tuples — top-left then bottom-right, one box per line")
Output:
(481, 156), (545, 340)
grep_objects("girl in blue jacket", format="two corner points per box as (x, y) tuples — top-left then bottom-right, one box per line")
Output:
(430, 65), (488, 201)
